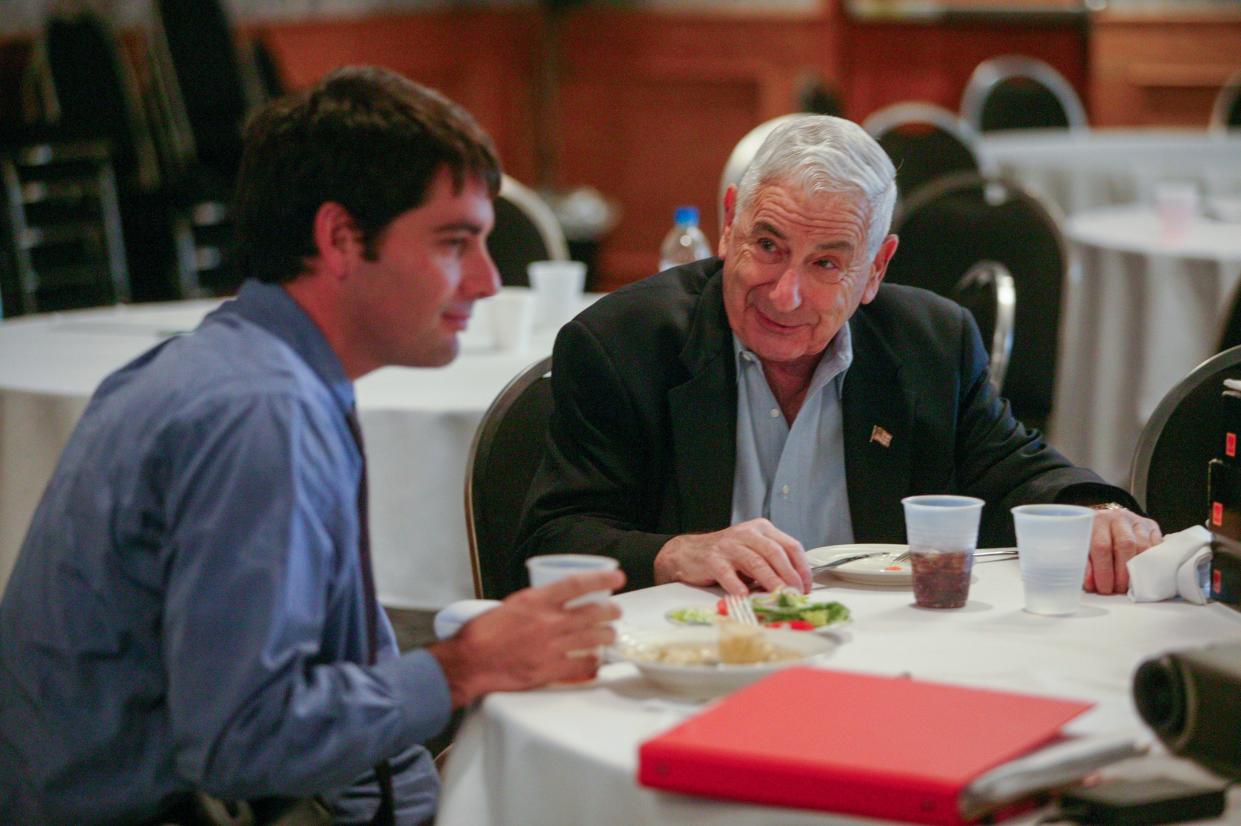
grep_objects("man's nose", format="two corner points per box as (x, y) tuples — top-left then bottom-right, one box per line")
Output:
(769, 266), (802, 312)
(465, 249), (501, 300)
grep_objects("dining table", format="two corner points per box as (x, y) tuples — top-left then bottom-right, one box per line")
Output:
(435, 555), (1241, 825)
(1050, 203), (1241, 487)
(0, 288), (582, 608)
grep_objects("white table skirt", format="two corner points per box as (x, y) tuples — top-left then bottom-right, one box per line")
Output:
(436, 562), (1241, 826)
(0, 290), (574, 609)
(978, 129), (1241, 217)
(1050, 205), (1241, 486)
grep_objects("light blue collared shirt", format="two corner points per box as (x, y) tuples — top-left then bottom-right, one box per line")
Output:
(731, 325), (855, 551)
(0, 280), (447, 825)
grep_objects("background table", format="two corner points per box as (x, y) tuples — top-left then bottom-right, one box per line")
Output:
(0, 289), (573, 608)
(437, 561), (1241, 826)
(978, 129), (1241, 217)
(1050, 205), (1241, 486)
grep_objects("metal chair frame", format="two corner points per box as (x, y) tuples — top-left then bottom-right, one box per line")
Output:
(498, 175), (569, 261)
(862, 102), (985, 203)
(1210, 69), (1241, 134)
(952, 260), (1016, 394)
(960, 54), (1088, 133)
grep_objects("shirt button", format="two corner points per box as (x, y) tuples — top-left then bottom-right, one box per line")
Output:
(781, 484), (791, 497)
(769, 408), (780, 418)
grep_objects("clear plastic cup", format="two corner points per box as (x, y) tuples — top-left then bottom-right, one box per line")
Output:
(488, 290), (536, 352)
(1012, 504), (1096, 616)
(527, 260), (586, 329)
(902, 495), (984, 609)
(526, 554), (619, 608)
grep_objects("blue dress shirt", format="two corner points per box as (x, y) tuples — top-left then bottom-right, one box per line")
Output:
(0, 281), (450, 825)
(731, 325), (856, 550)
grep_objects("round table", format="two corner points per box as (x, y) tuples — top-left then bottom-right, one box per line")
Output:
(978, 129), (1241, 216)
(0, 289), (577, 609)
(437, 562), (1241, 826)
(1049, 204), (1241, 487)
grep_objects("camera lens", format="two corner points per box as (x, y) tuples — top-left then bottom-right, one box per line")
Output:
(1133, 655), (1187, 740)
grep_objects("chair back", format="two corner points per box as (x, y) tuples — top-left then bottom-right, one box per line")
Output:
(717, 114), (803, 236)
(862, 102), (982, 205)
(1210, 69), (1241, 133)
(1131, 347), (1241, 533)
(950, 260), (1016, 393)
(960, 55), (1087, 133)
(889, 172), (1066, 432)
(465, 356), (554, 599)
(0, 141), (130, 316)
(487, 176), (569, 287)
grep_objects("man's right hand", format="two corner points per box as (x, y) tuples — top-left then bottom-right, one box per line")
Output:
(653, 518), (811, 596)
(429, 568), (624, 707)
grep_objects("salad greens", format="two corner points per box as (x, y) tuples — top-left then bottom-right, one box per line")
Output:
(750, 590), (850, 628)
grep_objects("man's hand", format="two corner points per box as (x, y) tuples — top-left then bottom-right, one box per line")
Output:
(653, 518), (811, 596)
(429, 568), (625, 707)
(1083, 507), (1162, 595)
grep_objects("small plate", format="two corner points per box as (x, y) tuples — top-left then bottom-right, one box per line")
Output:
(608, 625), (836, 695)
(807, 543), (913, 587)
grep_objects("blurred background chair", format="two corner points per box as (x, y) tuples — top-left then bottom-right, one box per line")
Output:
(464, 356), (553, 600)
(717, 113), (802, 236)
(1210, 69), (1241, 133)
(887, 171), (1067, 433)
(0, 141), (129, 316)
(487, 175), (568, 287)
(960, 54), (1088, 134)
(1131, 346), (1241, 533)
(862, 102), (982, 206)
(950, 260), (1016, 393)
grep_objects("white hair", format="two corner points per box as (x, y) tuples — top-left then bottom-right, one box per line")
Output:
(735, 115), (897, 257)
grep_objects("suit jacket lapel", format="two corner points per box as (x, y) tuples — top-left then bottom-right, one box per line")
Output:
(843, 308), (915, 542)
(668, 269), (736, 533)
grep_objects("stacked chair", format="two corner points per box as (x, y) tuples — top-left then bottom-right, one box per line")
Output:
(862, 102), (982, 206)
(959, 55), (1088, 133)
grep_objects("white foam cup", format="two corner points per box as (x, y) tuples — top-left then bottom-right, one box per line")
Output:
(527, 260), (586, 329)
(487, 289), (536, 352)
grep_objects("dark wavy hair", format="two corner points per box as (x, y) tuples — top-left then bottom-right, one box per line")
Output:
(234, 66), (501, 284)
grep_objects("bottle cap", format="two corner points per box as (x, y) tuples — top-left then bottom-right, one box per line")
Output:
(674, 205), (699, 227)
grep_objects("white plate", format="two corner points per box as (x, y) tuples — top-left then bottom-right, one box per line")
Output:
(607, 625), (837, 695)
(807, 543), (913, 587)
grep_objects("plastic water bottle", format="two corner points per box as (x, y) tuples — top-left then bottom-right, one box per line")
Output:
(658, 205), (712, 272)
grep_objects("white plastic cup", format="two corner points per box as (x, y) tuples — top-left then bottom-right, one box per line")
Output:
(1153, 181), (1199, 240)
(1011, 504), (1096, 616)
(488, 289), (536, 352)
(902, 495), (984, 609)
(526, 554), (619, 608)
(527, 260), (586, 329)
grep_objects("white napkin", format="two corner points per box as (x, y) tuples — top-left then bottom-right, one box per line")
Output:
(1127, 525), (1212, 604)
(433, 599), (501, 640)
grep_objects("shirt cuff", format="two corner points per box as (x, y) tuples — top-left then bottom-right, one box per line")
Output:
(371, 649), (453, 746)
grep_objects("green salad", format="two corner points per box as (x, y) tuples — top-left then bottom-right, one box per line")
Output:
(750, 590), (850, 628)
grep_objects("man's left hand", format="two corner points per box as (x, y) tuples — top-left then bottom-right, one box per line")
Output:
(1084, 507), (1162, 594)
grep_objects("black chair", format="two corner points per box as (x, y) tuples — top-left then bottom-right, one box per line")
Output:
(1131, 347), (1241, 533)
(0, 141), (130, 315)
(888, 172), (1067, 433)
(1210, 69), (1241, 133)
(464, 356), (554, 599)
(862, 102), (982, 205)
(960, 55), (1088, 134)
(950, 260), (1016, 394)
(487, 176), (569, 288)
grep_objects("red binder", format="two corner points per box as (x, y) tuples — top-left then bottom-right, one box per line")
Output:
(637, 667), (1093, 825)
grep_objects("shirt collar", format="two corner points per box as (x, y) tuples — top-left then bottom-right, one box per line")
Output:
(733, 323), (854, 402)
(212, 279), (356, 414)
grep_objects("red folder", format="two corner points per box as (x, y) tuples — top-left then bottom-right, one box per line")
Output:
(637, 667), (1093, 825)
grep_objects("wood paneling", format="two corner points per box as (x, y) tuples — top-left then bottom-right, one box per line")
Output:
(1090, 9), (1241, 127)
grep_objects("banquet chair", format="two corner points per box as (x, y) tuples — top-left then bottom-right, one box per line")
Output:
(959, 55), (1088, 133)
(0, 141), (130, 316)
(950, 261), (1016, 393)
(1131, 346), (1241, 533)
(862, 102), (982, 205)
(888, 172), (1066, 433)
(465, 356), (553, 599)
(717, 113), (803, 235)
(1210, 69), (1241, 133)
(487, 175), (569, 287)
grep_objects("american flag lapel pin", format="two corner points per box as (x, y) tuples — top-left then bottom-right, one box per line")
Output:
(869, 425), (893, 448)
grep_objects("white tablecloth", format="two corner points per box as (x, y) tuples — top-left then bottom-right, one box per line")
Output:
(1050, 205), (1241, 486)
(0, 289), (575, 609)
(978, 129), (1241, 217)
(437, 562), (1241, 826)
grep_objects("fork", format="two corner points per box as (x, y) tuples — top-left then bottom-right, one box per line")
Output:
(724, 593), (760, 626)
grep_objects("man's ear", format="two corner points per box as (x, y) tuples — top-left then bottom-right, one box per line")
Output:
(718, 184), (739, 258)
(860, 234), (899, 305)
(312, 202), (362, 280)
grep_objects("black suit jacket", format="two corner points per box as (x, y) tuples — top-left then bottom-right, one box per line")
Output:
(513, 259), (1132, 590)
